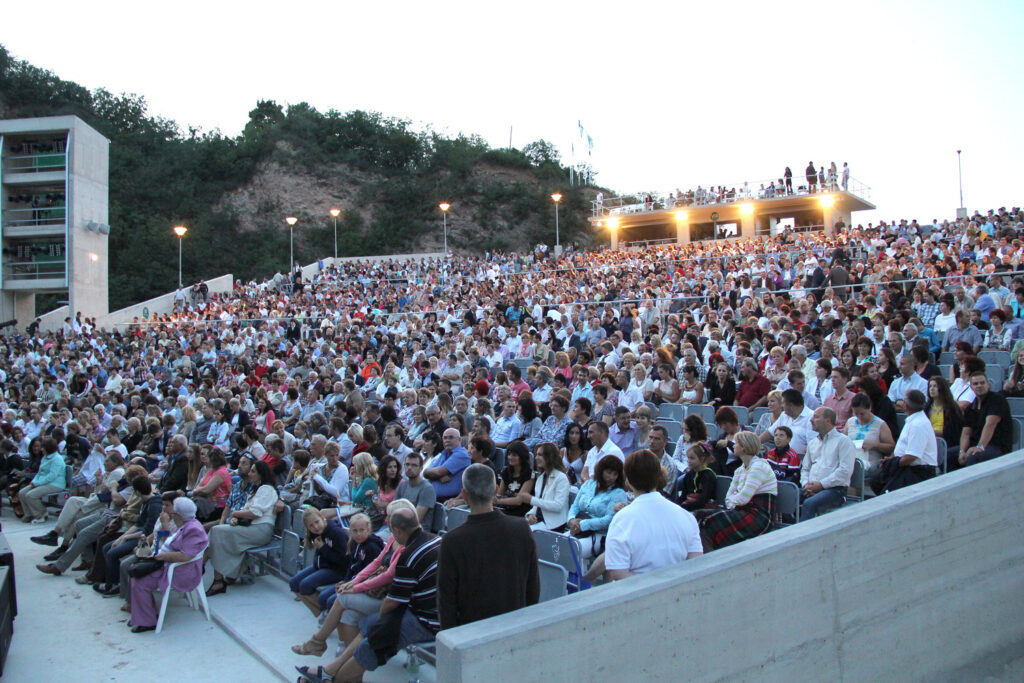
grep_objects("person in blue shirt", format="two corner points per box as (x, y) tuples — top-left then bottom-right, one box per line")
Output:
(20, 437), (66, 523)
(423, 428), (471, 501)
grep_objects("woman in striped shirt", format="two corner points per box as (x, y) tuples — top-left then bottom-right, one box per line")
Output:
(699, 431), (778, 551)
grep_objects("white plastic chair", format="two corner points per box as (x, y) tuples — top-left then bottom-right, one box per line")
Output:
(155, 548), (210, 633)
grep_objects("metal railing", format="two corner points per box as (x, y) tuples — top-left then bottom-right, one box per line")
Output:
(592, 175), (871, 217)
(1, 206), (66, 228)
(3, 260), (66, 281)
(2, 152), (67, 174)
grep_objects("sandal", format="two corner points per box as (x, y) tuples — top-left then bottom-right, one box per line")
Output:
(294, 666), (332, 683)
(291, 637), (327, 656)
(206, 580), (227, 597)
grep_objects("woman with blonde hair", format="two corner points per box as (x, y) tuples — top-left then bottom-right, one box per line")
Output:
(289, 507), (350, 616)
(349, 452), (378, 508)
(698, 430), (777, 550)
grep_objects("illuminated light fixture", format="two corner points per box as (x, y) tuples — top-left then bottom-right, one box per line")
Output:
(819, 195), (835, 207)
(173, 225), (188, 238)
(329, 208), (341, 218)
(88, 252), (99, 262)
(674, 210), (688, 221)
(285, 216), (298, 226)
(550, 193), (562, 203)
(438, 202), (450, 212)
(740, 203), (754, 215)
(606, 216), (620, 230)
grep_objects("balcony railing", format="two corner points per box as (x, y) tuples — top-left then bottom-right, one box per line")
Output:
(2, 152), (67, 174)
(592, 175), (871, 217)
(3, 260), (65, 282)
(1, 206), (66, 228)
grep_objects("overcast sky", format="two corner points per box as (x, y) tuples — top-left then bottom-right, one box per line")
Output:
(4, 0), (1022, 225)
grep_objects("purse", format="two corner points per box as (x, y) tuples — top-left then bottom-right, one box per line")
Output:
(127, 558), (164, 579)
(134, 538), (153, 558)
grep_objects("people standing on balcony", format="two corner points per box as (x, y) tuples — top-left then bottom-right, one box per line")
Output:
(784, 167), (793, 195)
(842, 162), (850, 191)
(828, 162), (838, 191)
(806, 162), (817, 192)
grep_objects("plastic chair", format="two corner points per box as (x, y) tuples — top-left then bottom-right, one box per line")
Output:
(1007, 397), (1024, 418)
(687, 404), (715, 423)
(155, 549), (210, 633)
(538, 559), (569, 602)
(985, 365), (1005, 389)
(731, 406), (749, 427)
(533, 529), (584, 590)
(445, 507), (469, 531)
(243, 506), (292, 576)
(705, 423), (720, 441)
(749, 406), (769, 428)
(657, 419), (682, 442)
(430, 503), (447, 533)
(658, 403), (685, 422)
(715, 476), (732, 506)
(773, 481), (800, 528)
(847, 459), (865, 503)
(978, 350), (1010, 367)
(281, 530), (302, 577)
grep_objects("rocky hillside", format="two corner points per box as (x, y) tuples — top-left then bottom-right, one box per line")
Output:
(0, 45), (604, 310)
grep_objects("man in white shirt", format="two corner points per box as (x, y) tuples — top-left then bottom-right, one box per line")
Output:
(490, 399), (521, 448)
(601, 450), (702, 580)
(582, 421), (624, 480)
(867, 390), (937, 494)
(800, 407), (856, 520)
(614, 370), (643, 414)
(762, 389), (814, 455)
(384, 424), (414, 466)
(887, 354), (928, 411)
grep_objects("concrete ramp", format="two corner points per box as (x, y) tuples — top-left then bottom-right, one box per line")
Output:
(438, 452), (1024, 682)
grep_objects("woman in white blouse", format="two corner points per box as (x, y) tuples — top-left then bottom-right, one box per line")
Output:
(205, 461), (279, 596)
(526, 442), (570, 532)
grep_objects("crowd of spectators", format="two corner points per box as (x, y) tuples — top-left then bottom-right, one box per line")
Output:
(1, 202), (1023, 676)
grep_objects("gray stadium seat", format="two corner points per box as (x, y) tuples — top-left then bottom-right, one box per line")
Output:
(658, 403), (685, 421)
(978, 350), (1010, 367)
(1007, 397), (1024, 418)
(731, 406), (749, 426)
(446, 507), (470, 531)
(686, 404), (715, 423)
(749, 406), (769, 427)
(533, 529), (584, 589)
(936, 437), (947, 474)
(985, 365), (1004, 389)
(657, 419), (682, 442)
(705, 423), (720, 441)
(774, 481), (801, 527)
(847, 459), (865, 503)
(430, 503), (447, 534)
(715, 476), (732, 506)
(537, 559), (569, 602)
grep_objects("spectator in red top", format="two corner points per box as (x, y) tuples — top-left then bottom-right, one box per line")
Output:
(506, 365), (531, 399)
(765, 426), (801, 484)
(735, 359), (771, 409)
(359, 351), (381, 381)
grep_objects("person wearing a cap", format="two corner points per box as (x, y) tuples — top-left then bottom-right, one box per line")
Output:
(127, 496), (209, 633)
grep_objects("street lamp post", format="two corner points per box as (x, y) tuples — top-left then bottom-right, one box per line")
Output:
(329, 208), (340, 260)
(438, 202), (450, 283)
(285, 216), (297, 274)
(957, 149), (964, 211)
(173, 225), (187, 288)
(551, 193), (562, 255)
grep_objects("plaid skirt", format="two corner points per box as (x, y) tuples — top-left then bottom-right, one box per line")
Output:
(700, 493), (775, 549)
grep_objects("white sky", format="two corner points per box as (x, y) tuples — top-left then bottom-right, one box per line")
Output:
(4, 0), (1022, 224)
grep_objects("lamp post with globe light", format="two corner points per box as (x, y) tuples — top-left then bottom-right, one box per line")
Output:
(329, 208), (340, 260)
(173, 225), (187, 288)
(439, 202), (450, 282)
(286, 216), (297, 274)
(551, 193), (562, 255)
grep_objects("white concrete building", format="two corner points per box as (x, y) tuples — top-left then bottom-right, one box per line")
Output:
(0, 115), (110, 325)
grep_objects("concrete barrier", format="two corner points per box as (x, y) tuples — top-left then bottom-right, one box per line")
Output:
(437, 452), (1024, 682)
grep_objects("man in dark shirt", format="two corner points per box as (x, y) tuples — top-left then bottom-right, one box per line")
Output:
(438, 464), (539, 629)
(313, 507), (441, 682)
(955, 372), (1013, 469)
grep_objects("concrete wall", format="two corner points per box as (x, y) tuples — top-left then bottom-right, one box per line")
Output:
(100, 273), (234, 330)
(67, 117), (110, 319)
(437, 452), (1024, 682)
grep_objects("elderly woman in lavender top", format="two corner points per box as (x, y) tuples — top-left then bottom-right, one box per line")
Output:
(128, 497), (209, 633)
